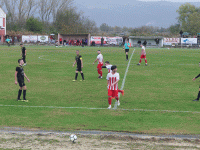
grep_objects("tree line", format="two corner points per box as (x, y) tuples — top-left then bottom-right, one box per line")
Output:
(0, 1), (199, 37)
(0, 0), (97, 34)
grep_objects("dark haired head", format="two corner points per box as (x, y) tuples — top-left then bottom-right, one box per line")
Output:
(18, 59), (22, 63)
(105, 61), (109, 64)
(98, 50), (101, 51)
(111, 65), (117, 70)
(20, 44), (23, 45)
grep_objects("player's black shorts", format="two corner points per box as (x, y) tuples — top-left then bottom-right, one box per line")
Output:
(125, 49), (129, 53)
(76, 66), (82, 72)
(18, 79), (25, 87)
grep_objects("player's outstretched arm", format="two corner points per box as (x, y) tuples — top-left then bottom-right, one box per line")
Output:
(193, 74), (200, 80)
(24, 73), (30, 82)
(73, 60), (76, 67)
(15, 71), (18, 85)
(93, 59), (98, 65)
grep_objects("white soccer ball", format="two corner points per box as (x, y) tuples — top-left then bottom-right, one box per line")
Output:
(70, 134), (77, 142)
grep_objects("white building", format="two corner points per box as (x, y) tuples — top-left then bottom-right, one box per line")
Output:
(0, 7), (6, 43)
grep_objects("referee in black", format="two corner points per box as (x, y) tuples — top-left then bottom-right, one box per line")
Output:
(20, 44), (27, 66)
(73, 50), (85, 81)
(15, 59), (30, 102)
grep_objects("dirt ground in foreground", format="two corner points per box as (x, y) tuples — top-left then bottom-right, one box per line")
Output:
(0, 132), (200, 150)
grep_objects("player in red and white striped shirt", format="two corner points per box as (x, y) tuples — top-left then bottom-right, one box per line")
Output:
(93, 50), (104, 79)
(137, 44), (147, 66)
(102, 61), (124, 97)
(106, 65), (120, 109)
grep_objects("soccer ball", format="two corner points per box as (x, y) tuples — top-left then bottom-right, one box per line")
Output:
(70, 134), (77, 142)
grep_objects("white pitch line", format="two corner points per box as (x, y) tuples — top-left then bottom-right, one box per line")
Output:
(114, 49), (135, 109)
(0, 104), (200, 114)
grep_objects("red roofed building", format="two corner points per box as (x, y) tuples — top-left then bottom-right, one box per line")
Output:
(0, 7), (6, 43)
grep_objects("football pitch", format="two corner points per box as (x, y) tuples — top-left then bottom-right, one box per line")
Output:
(1, 45), (200, 135)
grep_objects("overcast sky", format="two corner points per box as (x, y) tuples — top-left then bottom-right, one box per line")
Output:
(73, 0), (200, 28)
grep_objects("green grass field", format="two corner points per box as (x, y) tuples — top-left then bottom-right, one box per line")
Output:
(1, 45), (200, 135)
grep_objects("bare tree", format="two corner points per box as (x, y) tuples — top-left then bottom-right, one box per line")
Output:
(26, 0), (37, 19)
(38, 0), (73, 23)
(0, 0), (3, 7)
(3, 0), (36, 24)
(3, 0), (16, 23)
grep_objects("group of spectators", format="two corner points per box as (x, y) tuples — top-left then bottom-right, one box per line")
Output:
(59, 38), (88, 46)
(137, 40), (147, 47)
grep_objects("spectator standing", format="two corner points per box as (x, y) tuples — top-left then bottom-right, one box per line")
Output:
(101, 37), (104, 46)
(180, 30), (183, 37)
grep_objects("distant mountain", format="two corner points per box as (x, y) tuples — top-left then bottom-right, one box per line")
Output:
(74, 0), (200, 28)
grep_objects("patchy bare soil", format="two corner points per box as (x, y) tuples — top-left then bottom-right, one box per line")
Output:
(1, 131), (200, 150)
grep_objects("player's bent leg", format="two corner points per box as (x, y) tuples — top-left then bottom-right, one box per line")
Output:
(115, 97), (120, 106)
(118, 90), (124, 96)
(126, 52), (128, 60)
(108, 96), (112, 109)
(73, 71), (78, 81)
(193, 88), (200, 101)
(80, 71), (85, 81)
(99, 69), (103, 78)
(145, 58), (147, 65)
(137, 59), (142, 65)
(17, 87), (23, 101)
(97, 69), (101, 78)
(22, 86), (28, 102)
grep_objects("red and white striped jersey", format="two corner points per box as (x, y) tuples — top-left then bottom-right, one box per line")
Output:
(97, 54), (103, 64)
(106, 72), (120, 90)
(106, 64), (112, 73)
(141, 46), (146, 55)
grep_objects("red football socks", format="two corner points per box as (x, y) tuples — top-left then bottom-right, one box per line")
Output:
(108, 97), (112, 105)
(100, 70), (102, 77)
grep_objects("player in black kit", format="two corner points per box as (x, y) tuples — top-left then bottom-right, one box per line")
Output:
(73, 50), (85, 81)
(192, 62), (200, 101)
(15, 59), (30, 102)
(20, 44), (27, 66)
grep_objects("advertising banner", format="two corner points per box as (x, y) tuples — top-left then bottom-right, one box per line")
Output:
(91, 36), (123, 45)
(22, 35), (49, 43)
(181, 38), (197, 44)
(164, 38), (180, 45)
(90, 36), (107, 45)
(22, 35), (37, 43)
(38, 36), (49, 42)
(107, 37), (123, 45)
